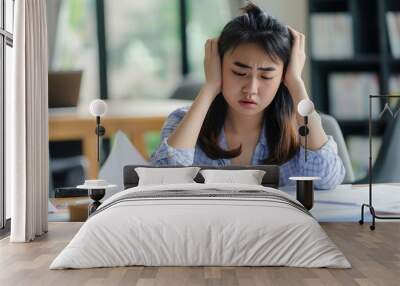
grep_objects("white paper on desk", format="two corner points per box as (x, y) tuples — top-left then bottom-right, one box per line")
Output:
(48, 199), (57, 213)
(316, 185), (400, 212)
(281, 184), (400, 216)
(282, 184), (400, 206)
(99, 130), (149, 199)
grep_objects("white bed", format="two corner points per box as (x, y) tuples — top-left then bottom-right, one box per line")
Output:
(50, 183), (350, 269)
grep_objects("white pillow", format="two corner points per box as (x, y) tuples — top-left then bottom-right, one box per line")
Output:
(200, 169), (266, 185)
(135, 167), (201, 186)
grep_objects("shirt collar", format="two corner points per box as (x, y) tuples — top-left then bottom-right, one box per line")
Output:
(219, 120), (268, 148)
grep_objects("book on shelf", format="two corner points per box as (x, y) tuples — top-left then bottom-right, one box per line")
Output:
(386, 12), (400, 59)
(328, 72), (380, 120)
(311, 13), (353, 59)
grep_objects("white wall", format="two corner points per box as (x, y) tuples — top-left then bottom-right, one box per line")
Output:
(249, 0), (310, 92)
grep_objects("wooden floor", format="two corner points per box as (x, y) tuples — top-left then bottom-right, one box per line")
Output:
(0, 222), (399, 286)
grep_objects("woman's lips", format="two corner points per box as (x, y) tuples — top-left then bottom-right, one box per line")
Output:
(239, 99), (257, 108)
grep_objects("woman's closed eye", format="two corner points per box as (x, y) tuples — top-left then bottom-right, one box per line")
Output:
(261, 75), (273, 80)
(232, 70), (246, 77)
(232, 70), (273, 80)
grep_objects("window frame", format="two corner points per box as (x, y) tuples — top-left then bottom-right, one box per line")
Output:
(1, 0), (14, 233)
(95, 0), (190, 100)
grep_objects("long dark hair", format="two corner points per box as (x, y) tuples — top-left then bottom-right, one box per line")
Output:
(198, 2), (300, 165)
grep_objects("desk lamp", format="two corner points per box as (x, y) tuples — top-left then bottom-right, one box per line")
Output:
(90, 99), (107, 164)
(297, 99), (314, 162)
(77, 99), (116, 215)
(289, 99), (320, 210)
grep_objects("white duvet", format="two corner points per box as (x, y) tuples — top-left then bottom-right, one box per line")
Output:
(50, 183), (351, 269)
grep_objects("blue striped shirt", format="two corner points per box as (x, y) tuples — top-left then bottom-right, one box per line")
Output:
(150, 106), (345, 190)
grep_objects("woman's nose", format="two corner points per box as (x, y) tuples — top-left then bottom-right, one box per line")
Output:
(243, 77), (259, 96)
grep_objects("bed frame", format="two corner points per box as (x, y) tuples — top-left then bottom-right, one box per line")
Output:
(123, 165), (280, 189)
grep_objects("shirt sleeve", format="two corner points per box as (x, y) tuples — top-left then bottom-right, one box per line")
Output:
(280, 135), (346, 190)
(149, 107), (195, 166)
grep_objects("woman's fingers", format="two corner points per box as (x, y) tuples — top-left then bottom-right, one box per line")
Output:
(284, 26), (306, 87)
(288, 25), (305, 51)
(288, 26), (299, 49)
(210, 38), (218, 56)
(203, 38), (222, 94)
(287, 25), (297, 39)
(205, 38), (219, 59)
(205, 39), (211, 58)
(299, 33), (305, 51)
(297, 32), (305, 53)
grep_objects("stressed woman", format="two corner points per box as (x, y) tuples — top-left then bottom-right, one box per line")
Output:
(150, 3), (345, 189)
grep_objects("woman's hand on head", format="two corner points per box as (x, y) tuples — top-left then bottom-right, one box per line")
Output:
(283, 26), (306, 90)
(203, 38), (222, 97)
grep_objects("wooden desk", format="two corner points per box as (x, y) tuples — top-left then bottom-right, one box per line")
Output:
(49, 99), (191, 179)
(49, 183), (400, 223)
(49, 197), (91, 222)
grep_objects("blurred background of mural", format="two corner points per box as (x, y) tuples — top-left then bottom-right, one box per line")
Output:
(33, 0), (400, 221)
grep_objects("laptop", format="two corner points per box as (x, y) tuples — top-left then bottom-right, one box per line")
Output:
(48, 70), (82, 108)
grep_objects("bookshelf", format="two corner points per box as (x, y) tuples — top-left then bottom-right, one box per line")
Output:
(308, 0), (400, 180)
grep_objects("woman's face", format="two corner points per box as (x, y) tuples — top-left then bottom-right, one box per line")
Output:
(221, 43), (284, 116)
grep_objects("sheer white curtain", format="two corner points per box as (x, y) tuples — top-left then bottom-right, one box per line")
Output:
(7, 0), (48, 242)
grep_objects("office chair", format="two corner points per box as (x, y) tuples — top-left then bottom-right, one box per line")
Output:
(320, 113), (355, 183)
(170, 75), (203, 100)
